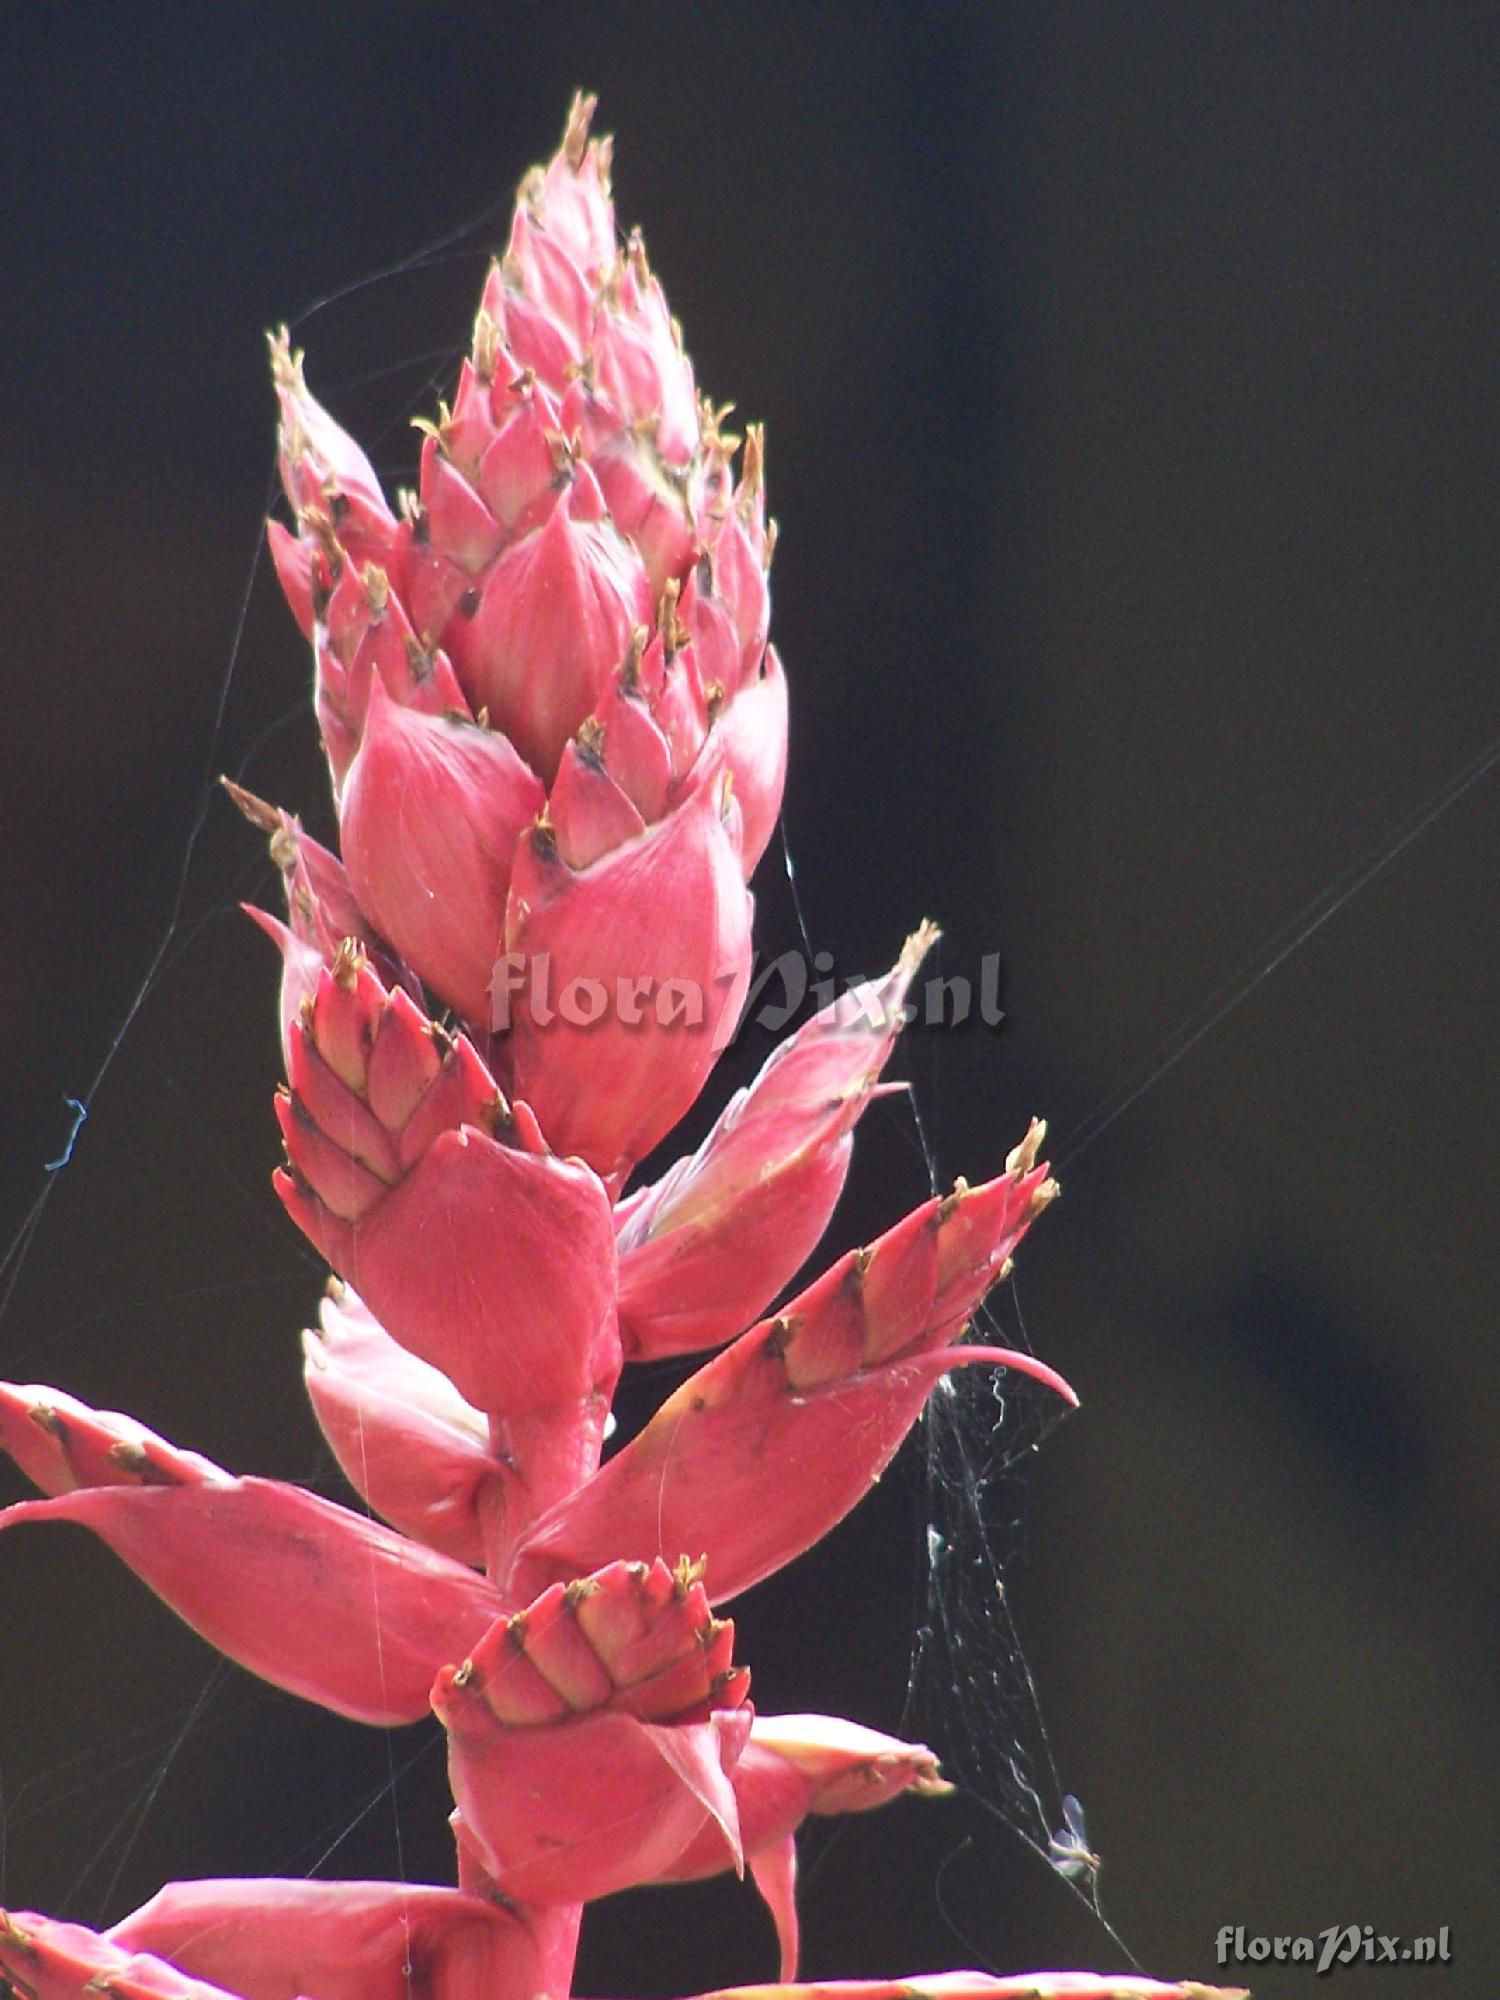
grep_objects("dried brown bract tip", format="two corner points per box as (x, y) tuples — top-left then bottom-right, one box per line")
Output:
(220, 776), (280, 832)
(562, 90), (598, 170)
(330, 937), (366, 989)
(672, 1553), (708, 1596)
(1006, 1117), (1047, 1178)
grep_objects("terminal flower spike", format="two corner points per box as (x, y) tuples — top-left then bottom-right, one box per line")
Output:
(0, 91), (1231, 2000)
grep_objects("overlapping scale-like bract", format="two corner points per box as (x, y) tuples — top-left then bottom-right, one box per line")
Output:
(263, 94), (781, 1179)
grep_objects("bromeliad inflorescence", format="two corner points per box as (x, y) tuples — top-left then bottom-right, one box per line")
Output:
(0, 95), (1246, 2000)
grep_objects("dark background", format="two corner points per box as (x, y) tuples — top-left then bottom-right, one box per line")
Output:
(0, 7), (1495, 1998)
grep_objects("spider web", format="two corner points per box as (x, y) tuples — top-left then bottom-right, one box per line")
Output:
(771, 834), (1129, 1964)
(777, 707), (1500, 1972)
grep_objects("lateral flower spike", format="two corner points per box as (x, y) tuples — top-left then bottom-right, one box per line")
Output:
(104, 1879), (562, 2000)
(614, 926), (938, 1358)
(432, 1556), (752, 1905)
(0, 1381), (504, 1724)
(0, 1905), (1248, 2000)
(510, 1136), (1071, 1605)
(591, 1983), (1248, 2000)
(1, 1885), (577, 2000)
(273, 951), (621, 1529)
(0, 1908), (246, 1999)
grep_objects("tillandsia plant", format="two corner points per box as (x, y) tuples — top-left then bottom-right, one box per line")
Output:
(0, 97), (1245, 2000)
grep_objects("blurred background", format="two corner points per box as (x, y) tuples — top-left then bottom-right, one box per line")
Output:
(0, 6), (1495, 1996)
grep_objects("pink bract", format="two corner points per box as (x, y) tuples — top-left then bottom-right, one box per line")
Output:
(0, 91), (1240, 2000)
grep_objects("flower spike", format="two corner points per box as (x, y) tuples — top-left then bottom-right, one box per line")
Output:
(0, 1910), (244, 1999)
(0, 1381), (503, 1724)
(0, 94), (1221, 2000)
(615, 927), (938, 1358)
(593, 1983), (1247, 2000)
(512, 1138), (1069, 1603)
(272, 952), (621, 1504)
(433, 1557), (751, 1904)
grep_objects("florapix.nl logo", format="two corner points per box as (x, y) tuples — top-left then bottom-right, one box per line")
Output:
(1216, 1923), (1453, 1977)
(488, 946), (1006, 1047)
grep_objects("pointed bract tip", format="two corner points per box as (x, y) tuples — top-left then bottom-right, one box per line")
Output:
(673, 1552), (709, 1596)
(936, 1178), (969, 1222)
(330, 936), (366, 989)
(563, 91), (599, 168)
(1005, 1117), (1048, 1177)
(240, 902), (290, 954)
(1031, 1177), (1060, 1217)
(901, 919), (942, 973)
(472, 307), (502, 380)
(656, 578), (687, 649)
(219, 774), (280, 831)
(267, 324), (303, 391)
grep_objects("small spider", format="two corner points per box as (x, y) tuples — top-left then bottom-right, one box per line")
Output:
(1047, 1793), (1102, 1885)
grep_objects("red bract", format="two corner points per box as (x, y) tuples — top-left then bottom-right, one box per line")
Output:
(301, 1283), (510, 1569)
(0, 92), (1231, 2000)
(447, 478), (655, 784)
(500, 765), (753, 1177)
(340, 677), (546, 1024)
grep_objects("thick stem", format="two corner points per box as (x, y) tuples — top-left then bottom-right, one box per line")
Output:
(472, 1379), (613, 1995)
(484, 1388), (611, 1583)
(454, 1810), (586, 1998)
(530, 1900), (587, 1999)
